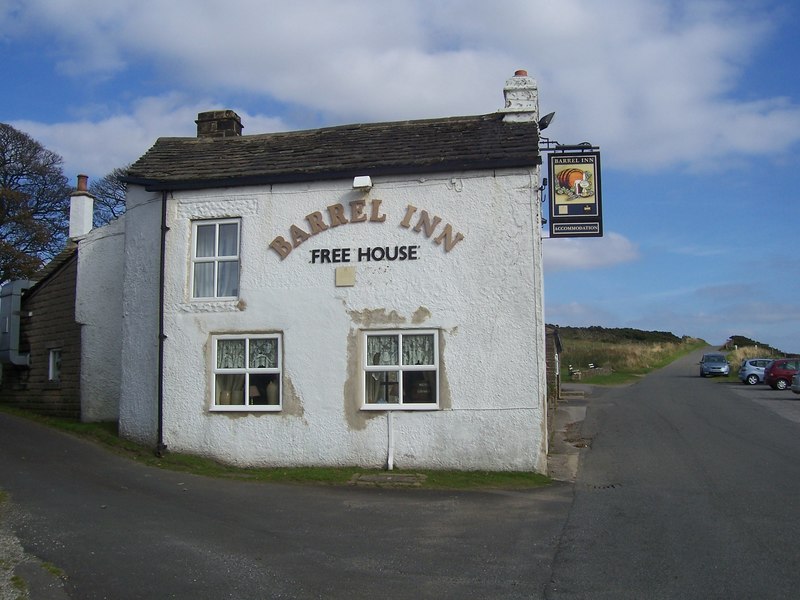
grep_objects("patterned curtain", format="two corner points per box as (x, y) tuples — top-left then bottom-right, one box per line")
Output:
(403, 334), (434, 366)
(217, 339), (245, 369)
(367, 335), (398, 366)
(249, 338), (278, 368)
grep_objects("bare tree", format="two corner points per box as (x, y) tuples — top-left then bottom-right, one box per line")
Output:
(89, 166), (128, 227)
(0, 123), (71, 284)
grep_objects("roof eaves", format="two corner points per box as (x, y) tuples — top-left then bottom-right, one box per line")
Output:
(125, 156), (541, 192)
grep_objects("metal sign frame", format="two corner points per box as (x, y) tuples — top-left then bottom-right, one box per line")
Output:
(547, 150), (603, 238)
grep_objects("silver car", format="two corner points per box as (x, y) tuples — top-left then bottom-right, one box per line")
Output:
(791, 373), (800, 395)
(699, 353), (730, 377)
(738, 358), (772, 385)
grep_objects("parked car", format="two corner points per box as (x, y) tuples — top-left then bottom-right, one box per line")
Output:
(791, 373), (800, 395)
(764, 358), (800, 390)
(738, 358), (772, 385)
(699, 353), (730, 377)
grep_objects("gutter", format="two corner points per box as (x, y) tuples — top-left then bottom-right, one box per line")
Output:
(123, 156), (543, 193)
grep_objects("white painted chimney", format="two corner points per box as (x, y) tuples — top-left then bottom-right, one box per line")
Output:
(69, 174), (94, 239)
(501, 69), (539, 123)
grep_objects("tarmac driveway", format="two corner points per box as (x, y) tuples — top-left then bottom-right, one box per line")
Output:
(0, 413), (572, 599)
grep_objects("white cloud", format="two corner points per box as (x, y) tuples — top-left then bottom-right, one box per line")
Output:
(5, 0), (800, 173)
(543, 232), (639, 272)
(10, 95), (288, 179)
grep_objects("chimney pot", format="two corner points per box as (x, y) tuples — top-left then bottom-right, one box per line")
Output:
(69, 174), (94, 239)
(501, 70), (539, 123)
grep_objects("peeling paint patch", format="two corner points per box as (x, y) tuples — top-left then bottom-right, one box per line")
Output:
(438, 331), (452, 410)
(346, 307), (407, 327)
(282, 376), (305, 421)
(411, 306), (431, 324)
(343, 328), (381, 431)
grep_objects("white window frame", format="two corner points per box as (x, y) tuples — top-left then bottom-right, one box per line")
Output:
(48, 348), (62, 383)
(210, 334), (282, 412)
(191, 218), (240, 300)
(361, 329), (439, 410)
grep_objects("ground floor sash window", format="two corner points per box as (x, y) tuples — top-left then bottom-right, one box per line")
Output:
(363, 330), (438, 409)
(211, 334), (281, 411)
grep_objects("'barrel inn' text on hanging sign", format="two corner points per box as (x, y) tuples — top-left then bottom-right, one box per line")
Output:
(269, 200), (465, 261)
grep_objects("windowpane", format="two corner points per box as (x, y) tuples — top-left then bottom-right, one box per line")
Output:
(215, 374), (245, 405)
(48, 349), (62, 382)
(217, 260), (239, 297)
(217, 339), (245, 369)
(403, 334), (434, 366)
(249, 338), (278, 369)
(403, 371), (435, 403)
(218, 223), (239, 256)
(193, 263), (214, 298)
(195, 224), (216, 257)
(249, 373), (280, 405)
(365, 370), (399, 404)
(367, 335), (398, 365)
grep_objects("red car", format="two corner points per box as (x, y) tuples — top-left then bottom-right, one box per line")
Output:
(764, 359), (800, 390)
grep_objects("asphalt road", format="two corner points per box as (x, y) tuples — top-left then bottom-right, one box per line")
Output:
(548, 348), (800, 599)
(2, 347), (800, 599)
(0, 412), (572, 599)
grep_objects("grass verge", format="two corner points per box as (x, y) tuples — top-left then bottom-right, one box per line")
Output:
(564, 338), (708, 385)
(0, 406), (550, 490)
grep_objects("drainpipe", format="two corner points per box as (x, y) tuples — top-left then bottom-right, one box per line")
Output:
(387, 412), (395, 470)
(156, 190), (169, 457)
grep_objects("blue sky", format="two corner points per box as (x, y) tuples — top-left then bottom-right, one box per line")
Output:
(2, 0), (799, 353)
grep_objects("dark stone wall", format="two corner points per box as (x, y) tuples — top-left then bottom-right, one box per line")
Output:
(0, 254), (81, 419)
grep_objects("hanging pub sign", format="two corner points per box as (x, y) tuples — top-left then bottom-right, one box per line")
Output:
(548, 151), (603, 238)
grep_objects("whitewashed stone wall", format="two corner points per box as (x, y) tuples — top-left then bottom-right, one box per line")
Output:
(132, 166), (548, 471)
(118, 186), (163, 444)
(75, 216), (126, 422)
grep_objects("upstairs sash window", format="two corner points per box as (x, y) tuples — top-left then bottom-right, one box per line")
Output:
(192, 219), (240, 299)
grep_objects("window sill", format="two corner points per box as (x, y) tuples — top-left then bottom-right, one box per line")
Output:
(180, 299), (242, 314)
(210, 405), (282, 413)
(361, 404), (439, 411)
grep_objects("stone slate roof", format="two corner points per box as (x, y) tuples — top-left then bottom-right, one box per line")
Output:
(24, 242), (78, 298)
(125, 112), (540, 191)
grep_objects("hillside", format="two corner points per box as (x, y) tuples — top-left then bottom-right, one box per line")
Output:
(723, 335), (790, 357)
(555, 326), (687, 346)
(553, 325), (794, 383)
(553, 325), (703, 381)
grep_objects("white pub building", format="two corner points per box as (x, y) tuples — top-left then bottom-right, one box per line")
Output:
(86, 71), (549, 471)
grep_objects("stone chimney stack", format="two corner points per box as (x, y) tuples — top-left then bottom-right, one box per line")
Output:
(501, 70), (539, 123)
(196, 110), (243, 138)
(69, 174), (94, 239)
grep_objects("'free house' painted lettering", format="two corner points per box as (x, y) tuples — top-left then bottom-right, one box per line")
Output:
(269, 200), (464, 260)
(310, 245), (420, 264)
